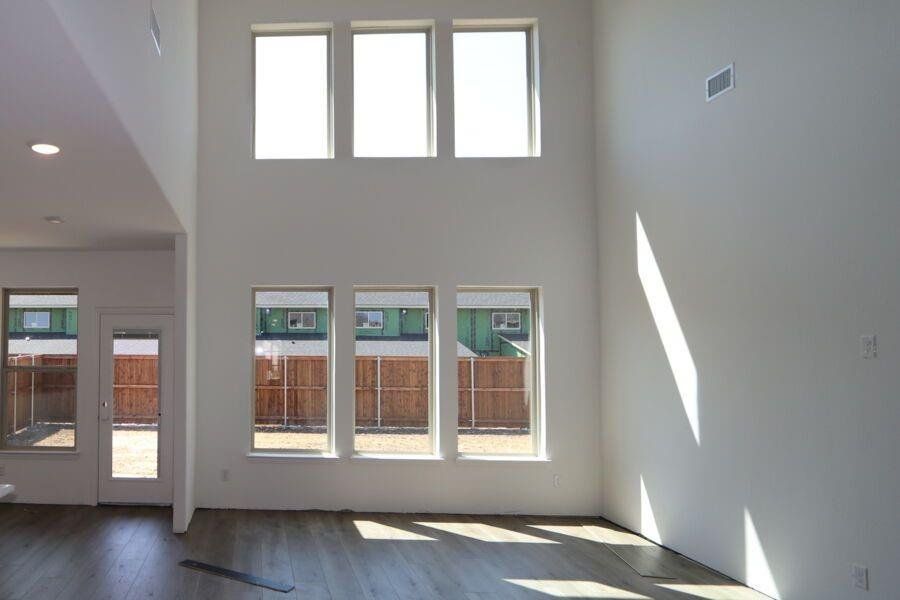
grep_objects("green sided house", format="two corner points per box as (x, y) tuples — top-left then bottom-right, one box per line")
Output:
(253, 291), (531, 357)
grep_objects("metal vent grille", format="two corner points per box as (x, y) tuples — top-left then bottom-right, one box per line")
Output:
(706, 64), (734, 102)
(150, 6), (161, 56)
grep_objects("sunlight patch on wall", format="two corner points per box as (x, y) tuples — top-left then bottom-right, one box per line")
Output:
(640, 475), (662, 544)
(505, 579), (651, 598)
(744, 509), (781, 599)
(416, 521), (558, 543)
(656, 583), (770, 599)
(636, 213), (700, 445)
(353, 520), (436, 541)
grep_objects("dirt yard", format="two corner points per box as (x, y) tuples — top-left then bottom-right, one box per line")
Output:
(7, 424), (533, 474)
(254, 426), (533, 454)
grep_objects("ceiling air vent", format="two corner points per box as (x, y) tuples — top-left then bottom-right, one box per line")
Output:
(150, 5), (161, 56)
(706, 63), (733, 102)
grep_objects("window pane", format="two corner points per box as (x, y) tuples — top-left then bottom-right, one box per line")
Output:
(354, 31), (430, 157)
(255, 34), (330, 159)
(355, 289), (432, 454)
(112, 332), (159, 478)
(254, 290), (330, 452)
(453, 30), (530, 157)
(458, 289), (535, 455)
(4, 292), (78, 449)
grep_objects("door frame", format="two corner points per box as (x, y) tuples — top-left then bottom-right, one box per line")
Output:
(97, 312), (174, 505)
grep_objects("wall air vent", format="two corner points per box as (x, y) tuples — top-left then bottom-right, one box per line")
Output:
(150, 5), (161, 56)
(706, 63), (733, 102)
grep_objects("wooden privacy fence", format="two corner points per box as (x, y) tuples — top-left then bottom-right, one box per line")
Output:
(254, 355), (530, 429)
(4, 354), (530, 433)
(4, 354), (158, 435)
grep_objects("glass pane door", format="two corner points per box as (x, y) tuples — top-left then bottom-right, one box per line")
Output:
(112, 330), (159, 479)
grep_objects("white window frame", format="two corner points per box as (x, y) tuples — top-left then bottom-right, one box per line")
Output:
(351, 20), (436, 158)
(491, 312), (522, 331)
(251, 23), (334, 160)
(355, 310), (384, 330)
(451, 18), (542, 158)
(1, 288), (79, 452)
(458, 287), (545, 459)
(353, 286), (437, 457)
(23, 311), (51, 330)
(287, 311), (317, 330)
(250, 286), (335, 456)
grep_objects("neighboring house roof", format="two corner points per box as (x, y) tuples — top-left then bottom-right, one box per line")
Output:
(8, 338), (157, 356)
(8, 295), (78, 308)
(255, 291), (530, 309)
(254, 339), (477, 357)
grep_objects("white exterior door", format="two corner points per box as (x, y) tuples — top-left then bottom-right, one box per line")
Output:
(98, 314), (173, 505)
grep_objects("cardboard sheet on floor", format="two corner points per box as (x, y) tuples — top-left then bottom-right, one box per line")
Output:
(607, 544), (678, 579)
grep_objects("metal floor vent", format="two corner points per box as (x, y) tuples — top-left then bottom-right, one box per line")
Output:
(706, 63), (734, 101)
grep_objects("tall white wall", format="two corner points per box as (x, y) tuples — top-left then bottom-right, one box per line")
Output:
(594, 1), (900, 598)
(197, 0), (601, 514)
(0, 251), (175, 505)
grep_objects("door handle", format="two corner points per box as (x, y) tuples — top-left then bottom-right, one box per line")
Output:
(100, 401), (110, 421)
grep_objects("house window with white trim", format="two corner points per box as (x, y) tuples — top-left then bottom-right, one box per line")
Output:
(23, 311), (50, 329)
(355, 310), (384, 329)
(288, 311), (316, 330)
(492, 312), (521, 331)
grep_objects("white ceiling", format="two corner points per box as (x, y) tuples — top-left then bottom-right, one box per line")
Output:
(0, 1), (184, 250)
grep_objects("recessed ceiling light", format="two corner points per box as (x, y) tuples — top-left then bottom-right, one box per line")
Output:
(30, 143), (60, 156)
(44, 216), (65, 224)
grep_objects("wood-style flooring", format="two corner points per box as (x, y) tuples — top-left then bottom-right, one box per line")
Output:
(0, 505), (769, 599)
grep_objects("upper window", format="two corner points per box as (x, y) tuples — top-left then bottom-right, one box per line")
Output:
(353, 24), (433, 157)
(23, 311), (50, 329)
(288, 311), (316, 330)
(356, 310), (384, 329)
(254, 27), (332, 159)
(452, 22), (540, 157)
(2, 290), (78, 450)
(491, 312), (521, 331)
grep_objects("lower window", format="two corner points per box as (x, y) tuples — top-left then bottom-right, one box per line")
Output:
(457, 288), (541, 455)
(2, 290), (78, 449)
(354, 287), (434, 454)
(253, 288), (332, 453)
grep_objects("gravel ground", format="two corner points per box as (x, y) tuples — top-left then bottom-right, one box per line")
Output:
(8, 425), (533, 473)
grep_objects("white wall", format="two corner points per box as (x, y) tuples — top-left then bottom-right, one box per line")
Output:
(48, 0), (199, 231)
(197, 0), (601, 514)
(594, 1), (900, 598)
(0, 251), (175, 505)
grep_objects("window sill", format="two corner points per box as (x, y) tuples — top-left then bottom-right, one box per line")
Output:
(351, 453), (444, 462)
(246, 452), (340, 462)
(456, 454), (549, 463)
(0, 450), (80, 459)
